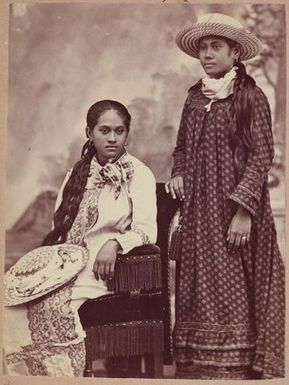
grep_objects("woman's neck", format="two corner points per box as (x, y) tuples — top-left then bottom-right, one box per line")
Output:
(208, 65), (235, 79)
(95, 149), (127, 166)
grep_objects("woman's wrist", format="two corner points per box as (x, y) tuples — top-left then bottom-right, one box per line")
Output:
(108, 239), (122, 251)
(237, 205), (251, 217)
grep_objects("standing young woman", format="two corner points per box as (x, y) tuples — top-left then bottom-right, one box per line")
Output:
(4, 100), (157, 376)
(165, 13), (285, 380)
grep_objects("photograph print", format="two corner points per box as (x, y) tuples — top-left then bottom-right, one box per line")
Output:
(3, 1), (286, 381)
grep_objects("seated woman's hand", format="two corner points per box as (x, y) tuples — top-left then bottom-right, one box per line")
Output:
(93, 239), (122, 281)
(165, 175), (185, 200)
(227, 206), (252, 251)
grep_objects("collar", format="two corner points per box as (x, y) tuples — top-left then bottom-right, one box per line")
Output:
(87, 152), (134, 199)
(201, 66), (238, 111)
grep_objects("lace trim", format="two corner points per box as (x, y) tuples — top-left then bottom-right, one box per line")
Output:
(27, 279), (78, 344)
(131, 225), (150, 244)
(67, 190), (101, 245)
(6, 340), (85, 376)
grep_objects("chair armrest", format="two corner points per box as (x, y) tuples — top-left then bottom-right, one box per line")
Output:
(123, 244), (160, 257)
(107, 244), (161, 292)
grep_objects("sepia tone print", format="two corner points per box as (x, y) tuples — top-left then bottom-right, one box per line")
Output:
(2, 1), (286, 382)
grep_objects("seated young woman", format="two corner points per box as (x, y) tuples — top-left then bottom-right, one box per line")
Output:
(4, 99), (157, 376)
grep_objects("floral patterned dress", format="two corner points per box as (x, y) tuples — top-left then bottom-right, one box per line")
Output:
(172, 84), (285, 379)
(4, 152), (157, 376)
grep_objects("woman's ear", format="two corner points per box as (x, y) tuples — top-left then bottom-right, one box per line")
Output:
(233, 45), (241, 62)
(86, 126), (91, 139)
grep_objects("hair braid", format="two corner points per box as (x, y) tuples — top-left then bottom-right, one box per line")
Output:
(42, 140), (95, 245)
(229, 61), (256, 174)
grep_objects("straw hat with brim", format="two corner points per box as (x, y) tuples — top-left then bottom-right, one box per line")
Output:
(176, 13), (263, 61)
(5, 244), (89, 306)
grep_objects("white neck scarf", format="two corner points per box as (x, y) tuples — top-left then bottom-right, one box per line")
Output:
(202, 66), (238, 111)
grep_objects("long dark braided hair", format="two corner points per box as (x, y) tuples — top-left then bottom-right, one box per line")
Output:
(42, 100), (131, 246)
(225, 38), (257, 174)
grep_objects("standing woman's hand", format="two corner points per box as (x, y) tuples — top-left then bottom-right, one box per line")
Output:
(227, 206), (252, 251)
(165, 175), (185, 200)
(93, 239), (121, 281)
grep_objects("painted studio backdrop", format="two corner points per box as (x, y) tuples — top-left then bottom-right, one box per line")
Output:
(6, 2), (285, 277)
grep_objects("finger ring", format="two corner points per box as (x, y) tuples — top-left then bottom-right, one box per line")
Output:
(242, 236), (247, 240)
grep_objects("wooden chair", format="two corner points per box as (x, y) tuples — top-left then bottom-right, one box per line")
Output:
(78, 183), (179, 378)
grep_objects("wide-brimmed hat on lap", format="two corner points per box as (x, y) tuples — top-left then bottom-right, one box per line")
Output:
(5, 244), (89, 306)
(176, 13), (263, 61)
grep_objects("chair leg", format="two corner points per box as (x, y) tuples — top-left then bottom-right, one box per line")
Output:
(106, 356), (128, 377)
(128, 355), (142, 377)
(106, 356), (142, 378)
(83, 337), (93, 377)
(144, 353), (163, 378)
(153, 353), (163, 378)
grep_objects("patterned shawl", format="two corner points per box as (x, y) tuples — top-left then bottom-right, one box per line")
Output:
(67, 153), (134, 245)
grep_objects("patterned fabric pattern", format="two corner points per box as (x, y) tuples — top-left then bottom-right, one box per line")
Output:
(172, 84), (285, 379)
(66, 190), (101, 245)
(67, 154), (134, 245)
(27, 279), (78, 344)
(5, 279), (86, 376)
(131, 224), (151, 245)
(6, 341), (85, 377)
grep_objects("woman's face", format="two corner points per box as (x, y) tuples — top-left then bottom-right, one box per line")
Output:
(87, 109), (129, 165)
(198, 36), (239, 78)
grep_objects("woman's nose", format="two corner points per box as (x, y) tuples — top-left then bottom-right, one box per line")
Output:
(108, 131), (116, 142)
(205, 48), (213, 59)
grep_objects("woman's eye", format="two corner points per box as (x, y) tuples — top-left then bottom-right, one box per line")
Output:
(100, 128), (109, 134)
(116, 128), (125, 135)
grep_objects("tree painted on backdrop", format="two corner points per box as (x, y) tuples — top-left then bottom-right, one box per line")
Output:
(242, 4), (286, 167)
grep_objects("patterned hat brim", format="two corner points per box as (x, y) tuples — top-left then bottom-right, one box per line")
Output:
(176, 22), (263, 61)
(5, 244), (89, 306)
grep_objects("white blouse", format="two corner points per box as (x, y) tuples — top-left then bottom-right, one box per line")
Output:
(54, 153), (157, 256)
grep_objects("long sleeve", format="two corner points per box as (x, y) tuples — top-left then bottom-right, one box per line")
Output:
(114, 164), (157, 254)
(171, 95), (190, 177)
(228, 88), (274, 216)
